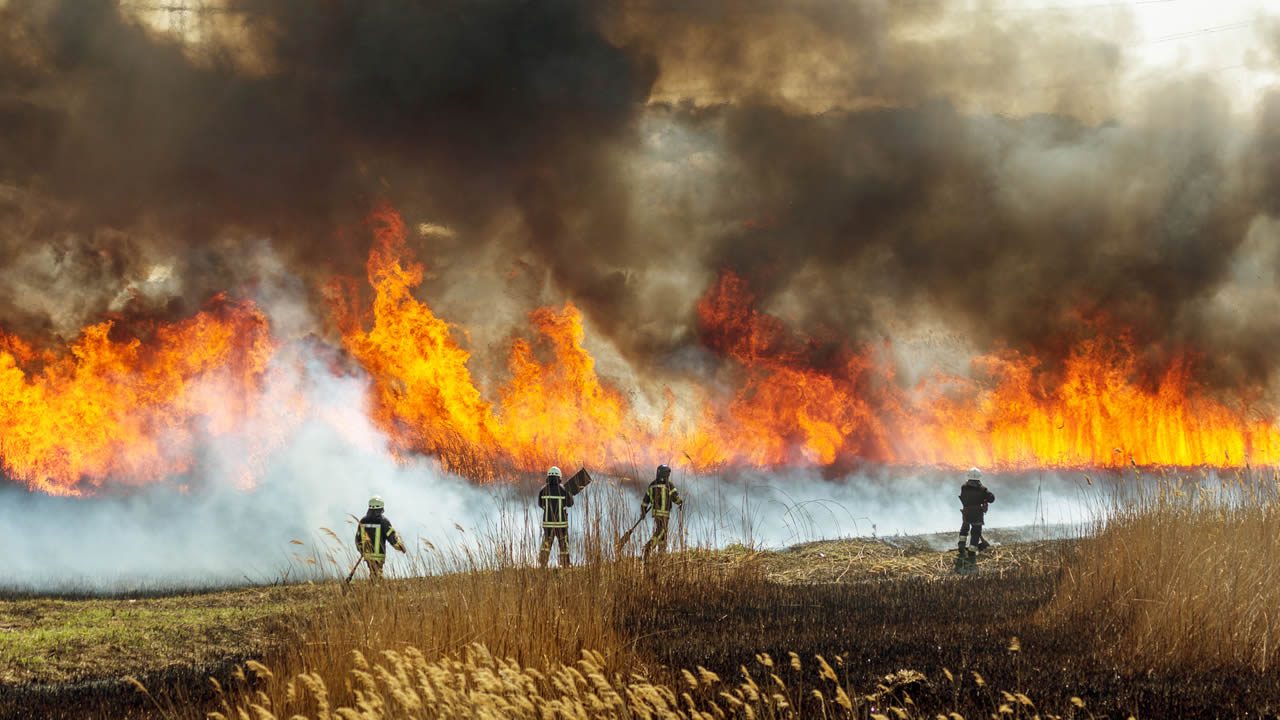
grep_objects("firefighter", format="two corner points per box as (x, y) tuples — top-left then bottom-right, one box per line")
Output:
(641, 464), (684, 562)
(958, 468), (995, 553)
(537, 466), (574, 568)
(355, 495), (406, 579)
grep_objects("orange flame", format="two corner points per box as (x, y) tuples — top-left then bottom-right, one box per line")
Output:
(332, 206), (500, 473)
(687, 272), (894, 468)
(334, 207), (645, 475)
(499, 304), (632, 469)
(0, 297), (277, 495)
(334, 210), (1280, 475)
(905, 336), (1280, 468)
(6, 205), (1279, 496)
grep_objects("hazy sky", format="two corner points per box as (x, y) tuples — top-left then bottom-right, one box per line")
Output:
(1031, 0), (1276, 111)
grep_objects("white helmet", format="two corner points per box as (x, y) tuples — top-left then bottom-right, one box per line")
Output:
(967, 467), (982, 481)
(368, 495), (385, 510)
(547, 466), (562, 479)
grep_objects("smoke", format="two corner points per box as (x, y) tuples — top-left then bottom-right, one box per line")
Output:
(0, 372), (1095, 593)
(1, 1), (1280, 586)
(0, 343), (508, 592)
(0, 0), (1271, 372)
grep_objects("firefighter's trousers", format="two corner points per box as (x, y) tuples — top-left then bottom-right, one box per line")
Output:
(539, 527), (570, 568)
(643, 516), (670, 561)
(958, 520), (987, 549)
(960, 507), (989, 550)
(365, 558), (385, 579)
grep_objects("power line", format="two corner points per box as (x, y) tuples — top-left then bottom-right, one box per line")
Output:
(1144, 20), (1253, 44)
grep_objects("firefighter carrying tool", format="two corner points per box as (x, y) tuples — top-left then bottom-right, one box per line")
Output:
(958, 468), (995, 555)
(354, 495), (406, 580)
(537, 467), (574, 568)
(641, 464), (684, 562)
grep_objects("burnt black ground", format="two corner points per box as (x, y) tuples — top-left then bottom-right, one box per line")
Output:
(0, 659), (246, 720)
(627, 565), (1280, 718)
(7, 539), (1280, 718)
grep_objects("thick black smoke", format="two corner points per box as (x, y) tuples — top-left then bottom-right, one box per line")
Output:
(0, 0), (1278, 394)
(0, 0), (655, 338)
(610, 1), (1277, 391)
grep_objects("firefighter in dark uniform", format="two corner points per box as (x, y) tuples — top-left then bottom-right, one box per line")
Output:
(958, 467), (995, 553)
(355, 495), (406, 579)
(641, 464), (684, 562)
(537, 466), (573, 568)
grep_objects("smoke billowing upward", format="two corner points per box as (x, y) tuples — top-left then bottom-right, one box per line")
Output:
(0, 0), (1275, 381)
(0, 0), (654, 337)
(0, 2), (1279, 475)
(4, 0), (1280, 586)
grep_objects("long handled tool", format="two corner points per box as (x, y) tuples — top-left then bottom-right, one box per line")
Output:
(344, 556), (363, 584)
(615, 512), (646, 552)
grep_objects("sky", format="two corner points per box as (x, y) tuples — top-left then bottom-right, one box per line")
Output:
(1028, 0), (1276, 112)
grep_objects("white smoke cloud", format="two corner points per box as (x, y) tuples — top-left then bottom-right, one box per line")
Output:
(0, 260), (1103, 594)
(0, 348), (1099, 594)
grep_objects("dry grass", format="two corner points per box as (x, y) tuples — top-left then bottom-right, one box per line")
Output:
(208, 641), (1081, 720)
(199, 486), (763, 717)
(741, 536), (1063, 584)
(28, 472), (1280, 718)
(1047, 474), (1280, 672)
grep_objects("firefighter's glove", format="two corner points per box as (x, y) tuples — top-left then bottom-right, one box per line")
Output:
(394, 540), (407, 553)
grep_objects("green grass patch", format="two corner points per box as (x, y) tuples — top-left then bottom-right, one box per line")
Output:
(0, 585), (329, 685)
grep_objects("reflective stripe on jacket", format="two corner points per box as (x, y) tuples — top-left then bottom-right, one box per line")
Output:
(355, 511), (400, 561)
(538, 484), (573, 528)
(642, 480), (683, 517)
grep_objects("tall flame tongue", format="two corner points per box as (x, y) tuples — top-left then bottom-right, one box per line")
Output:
(499, 304), (633, 470)
(6, 206), (1276, 496)
(337, 209), (1280, 476)
(907, 336), (1280, 469)
(0, 297), (276, 495)
(331, 206), (501, 474)
(689, 271), (895, 469)
(333, 207), (640, 476)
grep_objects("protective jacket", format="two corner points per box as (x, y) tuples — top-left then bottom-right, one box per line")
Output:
(538, 483), (574, 528)
(355, 510), (403, 561)
(641, 479), (684, 518)
(958, 479), (996, 523)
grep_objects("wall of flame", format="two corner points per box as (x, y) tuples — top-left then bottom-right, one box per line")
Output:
(2, 207), (1277, 496)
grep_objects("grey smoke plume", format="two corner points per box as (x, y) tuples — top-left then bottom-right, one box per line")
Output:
(0, 2), (1278, 519)
(0, 0), (1274, 379)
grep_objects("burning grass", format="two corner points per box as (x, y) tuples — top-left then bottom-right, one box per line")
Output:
(6, 205), (1279, 497)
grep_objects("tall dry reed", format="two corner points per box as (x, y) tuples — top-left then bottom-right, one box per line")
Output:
(1046, 472), (1280, 671)
(215, 481), (761, 717)
(209, 642), (1072, 720)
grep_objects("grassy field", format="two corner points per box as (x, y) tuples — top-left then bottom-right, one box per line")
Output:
(0, 586), (328, 686)
(0, 531), (1057, 718)
(6, 486), (1280, 719)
